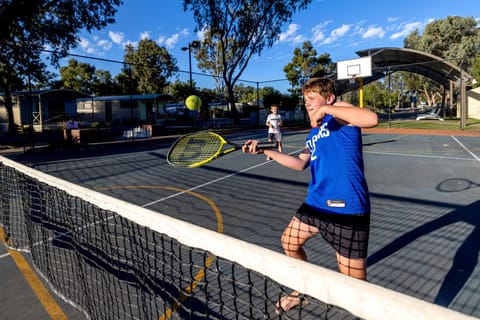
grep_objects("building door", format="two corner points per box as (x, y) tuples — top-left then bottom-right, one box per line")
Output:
(105, 102), (112, 122)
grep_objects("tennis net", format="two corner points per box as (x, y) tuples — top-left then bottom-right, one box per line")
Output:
(0, 155), (474, 320)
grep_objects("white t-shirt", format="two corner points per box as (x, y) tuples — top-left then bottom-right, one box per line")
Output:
(266, 113), (282, 134)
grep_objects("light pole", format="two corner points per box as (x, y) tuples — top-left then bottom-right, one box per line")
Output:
(181, 40), (200, 93)
(181, 41), (200, 131)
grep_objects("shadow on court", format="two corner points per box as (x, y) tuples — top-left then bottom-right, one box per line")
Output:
(368, 194), (480, 308)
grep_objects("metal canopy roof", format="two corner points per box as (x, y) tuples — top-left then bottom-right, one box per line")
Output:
(336, 47), (475, 95)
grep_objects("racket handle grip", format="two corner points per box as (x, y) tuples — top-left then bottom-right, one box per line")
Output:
(257, 141), (278, 149)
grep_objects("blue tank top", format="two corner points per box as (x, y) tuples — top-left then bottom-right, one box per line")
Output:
(305, 115), (370, 214)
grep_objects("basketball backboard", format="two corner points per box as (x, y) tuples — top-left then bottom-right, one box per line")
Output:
(336, 56), (372, 80)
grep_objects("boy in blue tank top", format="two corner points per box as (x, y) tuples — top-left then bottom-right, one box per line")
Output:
(243, 77), (378, 313)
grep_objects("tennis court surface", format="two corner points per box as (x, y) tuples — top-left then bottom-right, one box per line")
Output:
(1, 127), (480, 319)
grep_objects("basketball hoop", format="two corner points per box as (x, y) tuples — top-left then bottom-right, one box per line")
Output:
(336, 57), (372, 83)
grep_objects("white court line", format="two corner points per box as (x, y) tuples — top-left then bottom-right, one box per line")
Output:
(29, 142), (287, 248)
(143, 134), (479, 208)
(364, 150), (479, 162)
(27, 133), (268, 168)
(451, 136), (480, 162)
(141, 148), (305, 208)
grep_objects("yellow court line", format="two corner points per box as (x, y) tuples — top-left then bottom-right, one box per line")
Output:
(96, 185), (223, 320)
(0, 228), (68, 320)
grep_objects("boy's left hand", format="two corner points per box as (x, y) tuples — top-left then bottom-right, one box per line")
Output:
(308, 106), (327, 128)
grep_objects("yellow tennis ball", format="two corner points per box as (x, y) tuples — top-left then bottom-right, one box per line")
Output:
(185, 95), (202, 111)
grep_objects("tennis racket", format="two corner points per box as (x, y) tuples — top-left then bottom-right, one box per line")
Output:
(167, 131), (277, 168)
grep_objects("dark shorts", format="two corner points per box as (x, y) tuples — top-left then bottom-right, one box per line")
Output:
(295, 203), (370, 259)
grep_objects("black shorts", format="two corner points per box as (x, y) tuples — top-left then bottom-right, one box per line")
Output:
(295, 203), (370, 259)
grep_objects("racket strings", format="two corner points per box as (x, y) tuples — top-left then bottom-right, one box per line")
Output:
(168, 133), (223, 167)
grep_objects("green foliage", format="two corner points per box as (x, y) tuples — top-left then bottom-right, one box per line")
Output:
(363, 81), (388, 111)
(60, 59), (96, 93)
(93, 69), (123, 96)
(402, 16), (480, 105)
(404, 16), (480, 72)
(260, 87), (284, 109)
(472, 55), (480, 88)
(283, 41), (334, 91)
(117, 39), (178, 94)
(183, 0), (313, 119)
(234, 84), (257, 103)
(0, 0), (123, 133)
(168, 79), (197, 101)
(233, 84), (297, 110)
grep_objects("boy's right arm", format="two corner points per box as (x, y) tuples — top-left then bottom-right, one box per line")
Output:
(243, 140), (310, 171)
(265, 148), (310, 171)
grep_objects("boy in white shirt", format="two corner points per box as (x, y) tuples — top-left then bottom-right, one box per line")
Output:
(265, 104), (283, 160)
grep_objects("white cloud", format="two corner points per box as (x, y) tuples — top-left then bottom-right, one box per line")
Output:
(292, 34), (308, 44)
(197, 27), (207, 41)
(311, 26), (324, 43)
(362, 26), (385, 39)
(156, 34), (178, 48)
(124, 40), (137, 48)
(165, 34), (180, 48)
(109, 31), (125, 44)
(140, 31), (150, 40)
(322, 24), (351, 45)
(155, 28), (190, 48)
(78, 37), (90, 49)
(390, 22), (421, 40)
(279, 24), (301, 42)
(97, 39), (112, 51)
(156, 35), (166, 44)
(78, 37), (97, 54)
(311, 21), (331, 43)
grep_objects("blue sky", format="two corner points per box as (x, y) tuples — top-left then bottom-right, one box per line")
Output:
(57, 0), (479, 93)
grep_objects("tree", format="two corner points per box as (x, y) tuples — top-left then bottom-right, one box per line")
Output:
(194, 29), (225, 98)
(117, 39), (178, 94)
(363, 81), (387, 112)
(234, 84), (257, 104)
(183, 0), (313, 122)
(0, 0), (122, 133)
(405, 16), (480, 72)
(60, 59), (120, 96)
(403, 16), (480, 111)
(283, 41), (334, 93)
(60, 59), (96, 94)
(92, 69), (122, 96)
(472, 55), (480, 87)
(258, 87), (283, 109)
(167, 79), (195, 101)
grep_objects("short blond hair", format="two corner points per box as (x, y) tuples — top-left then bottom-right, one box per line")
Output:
(302, 78), (337, 103)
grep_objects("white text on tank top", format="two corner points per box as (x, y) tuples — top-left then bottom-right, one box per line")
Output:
(306, 122), (329, 161)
